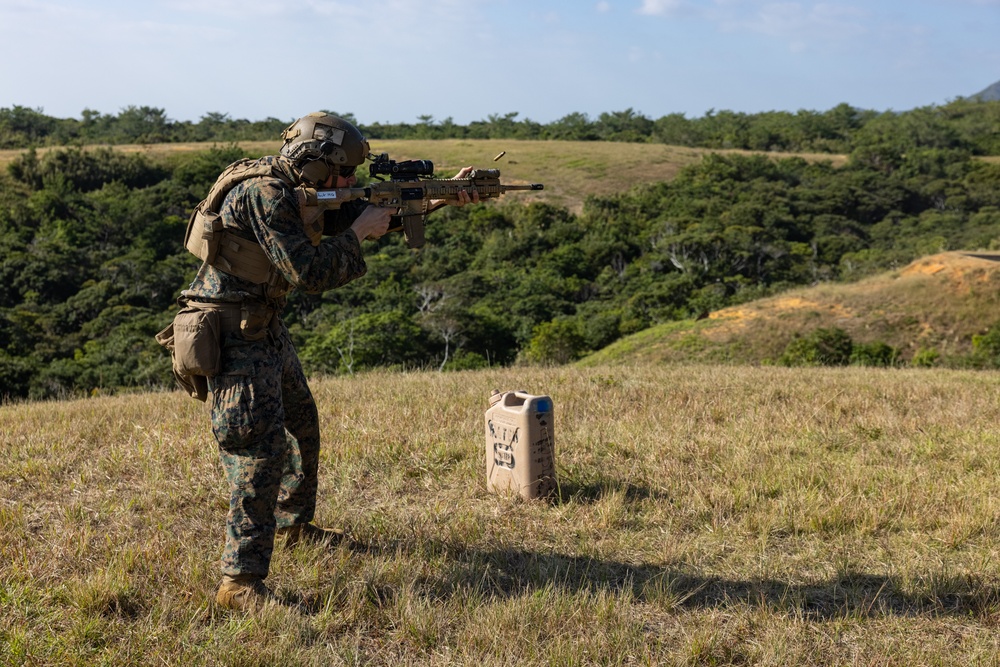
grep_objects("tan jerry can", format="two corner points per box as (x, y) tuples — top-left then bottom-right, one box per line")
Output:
(485, 390), (556, 500)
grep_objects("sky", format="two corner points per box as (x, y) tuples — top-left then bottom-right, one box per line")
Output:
(1, 0), (998, 126)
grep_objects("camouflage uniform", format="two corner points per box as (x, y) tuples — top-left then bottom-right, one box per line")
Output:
(183, 156), (368, 578)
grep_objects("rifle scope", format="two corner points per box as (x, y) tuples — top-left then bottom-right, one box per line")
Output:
(369, 156), (435, 179)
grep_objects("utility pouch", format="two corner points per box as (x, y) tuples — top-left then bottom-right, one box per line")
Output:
(240, 304), (278, 342)
(155, 320), (210, 402)
(172, 307), (222, 377)
(184, 204), (223, 265)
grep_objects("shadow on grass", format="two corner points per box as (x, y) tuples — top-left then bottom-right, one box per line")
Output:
(335, 537), (1000, 621)
(554, 478), (671, 504)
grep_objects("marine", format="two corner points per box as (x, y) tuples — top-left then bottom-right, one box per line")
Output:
(162, 112), (478, 610)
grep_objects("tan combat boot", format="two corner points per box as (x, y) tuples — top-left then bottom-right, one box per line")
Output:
(215, 574), (274, 611)
(276, 523), (347, 548)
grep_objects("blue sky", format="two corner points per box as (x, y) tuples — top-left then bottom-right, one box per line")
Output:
(1, 0), (998, 125)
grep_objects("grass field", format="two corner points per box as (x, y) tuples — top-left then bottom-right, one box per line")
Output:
(0, 139), (848, 213)
(3, 364), (1000, 665)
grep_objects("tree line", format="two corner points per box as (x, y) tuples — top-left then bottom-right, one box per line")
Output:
(3, 99), (1000, 155)
(3, 108), (1000, 400)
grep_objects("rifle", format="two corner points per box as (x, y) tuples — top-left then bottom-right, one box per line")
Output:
(297, 152), (544, 248)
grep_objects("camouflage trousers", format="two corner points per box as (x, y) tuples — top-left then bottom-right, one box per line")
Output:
(207, 319), (320, 578)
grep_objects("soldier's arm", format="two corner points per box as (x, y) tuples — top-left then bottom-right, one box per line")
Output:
(247, 180), (369, 293)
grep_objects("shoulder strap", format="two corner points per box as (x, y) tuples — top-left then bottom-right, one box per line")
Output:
(205, 158), (298, 212)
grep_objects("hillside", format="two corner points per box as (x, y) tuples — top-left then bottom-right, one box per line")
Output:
(0, 139), (848, 214)
(582, 251), (1000, 366)
(972, 79), (1000, 102)
(2, 136), (999, 401)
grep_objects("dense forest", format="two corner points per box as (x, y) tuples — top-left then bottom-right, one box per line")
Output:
(3, 98), (1000, 155)
(2, 101), (1000, 400)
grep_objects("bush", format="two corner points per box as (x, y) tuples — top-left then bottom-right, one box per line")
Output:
(850, 341), (900, 367)
(300, 311), (427, 375)
(911, 348), (940, 368)
(522, 319), (587, 366)
(778, 327), (854, 367)
(971, 324), (1000, 368)
(442, 349), (490, 371)
(0, 353), (34, 401)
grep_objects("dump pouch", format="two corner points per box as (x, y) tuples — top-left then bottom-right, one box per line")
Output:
(171, 306), (222, 377)
(155, 320), (210, 402)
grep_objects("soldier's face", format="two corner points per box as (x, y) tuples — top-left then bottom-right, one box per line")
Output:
(323, 164), (358, 189)
(323, 172), (357, 188)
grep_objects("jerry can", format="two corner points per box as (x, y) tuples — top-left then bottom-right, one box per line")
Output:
(485, 390), (556, 500)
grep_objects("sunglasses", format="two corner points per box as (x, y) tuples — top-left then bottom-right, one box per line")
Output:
(337, 164), (357, 178)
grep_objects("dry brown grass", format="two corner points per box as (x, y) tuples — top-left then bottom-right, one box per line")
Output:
(0, 139), (847, 214)
(587, 251), (1000, 367)
(361, 140), (847, 213)
(3, 364), (1000, 664)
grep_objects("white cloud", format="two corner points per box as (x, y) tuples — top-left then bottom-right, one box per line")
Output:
(163, 0), (293, 17)
(596, 1), (611, 12)
(703, 1), (872, 52)
(162, 0), (479, 37)
(637, 0), (685, 16)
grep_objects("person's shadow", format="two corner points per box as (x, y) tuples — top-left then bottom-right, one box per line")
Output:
(297, 480), (1000, 620)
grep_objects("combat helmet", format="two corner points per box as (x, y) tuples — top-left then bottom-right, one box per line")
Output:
(280, 112), (370, 184)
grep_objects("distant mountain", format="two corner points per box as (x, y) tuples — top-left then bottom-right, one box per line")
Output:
(972, 79), (1000, 101)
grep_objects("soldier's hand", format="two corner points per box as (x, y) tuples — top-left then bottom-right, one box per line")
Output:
(447, 166), (480, 207)
(431, 167), (479, 208)
(350, 206), (393, 242)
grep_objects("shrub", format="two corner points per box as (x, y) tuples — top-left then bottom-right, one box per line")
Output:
(850, 341), (900, 367)
(911, 348), (940, 368)
(442, 349), (490, 371)
(0, 353), (34, 401)
(779, 327), (854, 367)
(971, 324), (1000, 368)
(523, 319), (587, 365)
(301, 311), (427, 375)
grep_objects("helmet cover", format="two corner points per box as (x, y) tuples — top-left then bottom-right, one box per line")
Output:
(280, 112), (370, 172)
